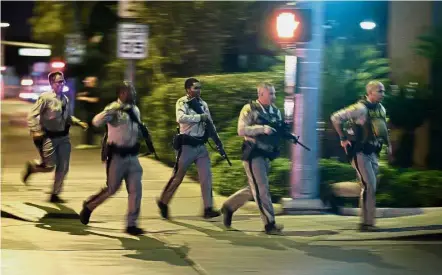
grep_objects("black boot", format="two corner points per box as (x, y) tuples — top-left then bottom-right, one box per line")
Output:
(157, 200), (169, 219)
(359, 223), (379, 232)
(221, 206), (233, 228)
(265, 222), (284, 235)
(203, 207), (221, 219)
(21, 161), (33, 185)
(49, 194), (66, 203)
(125, 226), (145, 236)
(79, 203), (92, 225)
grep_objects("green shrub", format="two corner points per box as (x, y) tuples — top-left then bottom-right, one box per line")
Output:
(321, 160), (442, 207)
(384, 170), (442, 207)
(318, 158), (357, 183)
(140, 72), (284, 166)
(140, 72), (442, 208)
(212, 157), (290, 202)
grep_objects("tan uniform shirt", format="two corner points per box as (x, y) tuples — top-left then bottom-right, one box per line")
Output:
(176, 96), (213, 138)
(28, 91), (80, 134)
(93, 100), (141, 147)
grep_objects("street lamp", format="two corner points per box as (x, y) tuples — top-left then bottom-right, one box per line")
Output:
(1, 22), (10, 28)
(360, 20), (376, 30)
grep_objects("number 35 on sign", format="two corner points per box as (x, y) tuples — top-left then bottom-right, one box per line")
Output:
(117, 23), (148, 59)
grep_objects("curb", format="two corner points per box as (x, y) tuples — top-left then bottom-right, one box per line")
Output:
(338, 207), (442, 218)
(319, 231), (442, 242)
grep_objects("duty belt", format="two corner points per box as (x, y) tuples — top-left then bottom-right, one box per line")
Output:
(108, 143), (140, 157)
(180, 134), (207, 147)
(44, 126), (70, 138)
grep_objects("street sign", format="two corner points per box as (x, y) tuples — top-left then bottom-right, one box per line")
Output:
(65, 33), (85, 64)
(117, 23), (148, 59)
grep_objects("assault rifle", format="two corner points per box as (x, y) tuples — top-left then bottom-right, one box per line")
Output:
(187, 97), (232, 166)
(258, 114), (311, 151)
(125, 108), (159, 160)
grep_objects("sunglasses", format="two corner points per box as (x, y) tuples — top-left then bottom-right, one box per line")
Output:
(192, 85), (201, 90)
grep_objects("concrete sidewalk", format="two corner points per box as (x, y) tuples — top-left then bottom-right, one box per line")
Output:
(2, 147), (442, 241)
(2, 124), (442, 275)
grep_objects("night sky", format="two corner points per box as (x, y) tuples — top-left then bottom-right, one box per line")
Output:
(1, 1), (37, 75)
(1, 1), (34, 40)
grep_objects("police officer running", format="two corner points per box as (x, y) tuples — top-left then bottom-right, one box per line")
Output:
(330, 80), (391, 232)
(22, 71), (88, 203)
(79, 82), (145, 236)
(221, 82), (283, 235)
(157, 78), (221, 220)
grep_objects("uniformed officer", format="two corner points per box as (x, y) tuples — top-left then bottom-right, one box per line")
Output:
(221, 82), (283, 235)
(22, 71), (88, 203)
(330, 80), (391, 232)
(157, 78), (221, 219)
(79, 81), (145, 236)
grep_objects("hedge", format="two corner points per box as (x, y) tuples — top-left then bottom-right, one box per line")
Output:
(140, 72), (284, 166)
(140, 72), (442, 207)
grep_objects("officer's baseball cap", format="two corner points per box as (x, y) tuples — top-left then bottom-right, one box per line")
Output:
(48, 71), (65, 84)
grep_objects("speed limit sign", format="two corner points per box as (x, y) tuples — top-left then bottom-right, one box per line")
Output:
(117, 23), (148, 59)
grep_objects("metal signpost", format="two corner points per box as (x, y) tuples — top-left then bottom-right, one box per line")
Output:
(117, 0), (148, 83)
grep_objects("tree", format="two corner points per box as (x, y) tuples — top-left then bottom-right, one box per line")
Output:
(29, 2), (77, 57)
(134, 1), (257, 77)
(321, 41), (390, 120)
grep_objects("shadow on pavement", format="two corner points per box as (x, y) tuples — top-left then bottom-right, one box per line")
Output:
(25, 202), (193, 267)
(170, 219), (403, 270)
(280, 240), (403, 270)
(25, 202), (80, 219)
(169, 219), (287, 251)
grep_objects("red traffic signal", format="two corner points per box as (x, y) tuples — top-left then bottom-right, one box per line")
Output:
(276, 12), (300, 39)
(271, 8), (312, 44)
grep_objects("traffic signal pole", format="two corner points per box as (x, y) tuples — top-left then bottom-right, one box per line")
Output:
(281, 0), (326, 213)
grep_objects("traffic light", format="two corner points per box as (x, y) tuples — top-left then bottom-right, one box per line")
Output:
(271, 8), (312, 44)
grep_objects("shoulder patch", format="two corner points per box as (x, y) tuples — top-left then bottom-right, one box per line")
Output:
(177, 96), (188, 104)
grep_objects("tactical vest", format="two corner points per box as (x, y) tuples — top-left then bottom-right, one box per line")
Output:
(347, 99), (388, 151)
(249, 101), (282, 150)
